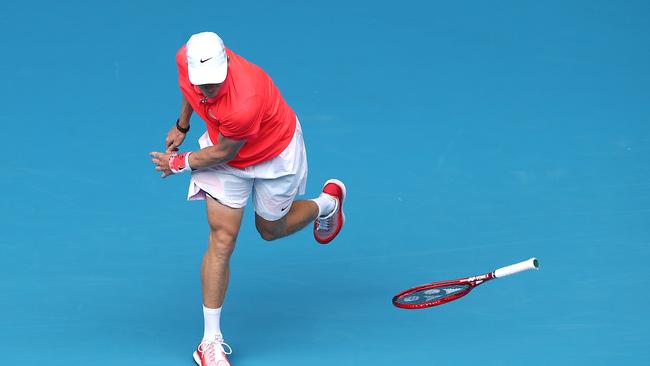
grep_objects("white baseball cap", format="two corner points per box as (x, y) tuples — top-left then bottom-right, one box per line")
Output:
(186, 32), (228, 85)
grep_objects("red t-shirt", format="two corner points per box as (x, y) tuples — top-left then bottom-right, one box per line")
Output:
(176, 46), (297, 169)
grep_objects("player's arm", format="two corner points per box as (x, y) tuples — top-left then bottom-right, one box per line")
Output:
(165, 95), (194, 152)
(189, 134), (246, 169)
(178, 96), (193, 129)
(150, 134), (244, 178)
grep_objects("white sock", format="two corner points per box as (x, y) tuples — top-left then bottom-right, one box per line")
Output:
(203, 305), (222, 340)
(311, 194), (336, 217)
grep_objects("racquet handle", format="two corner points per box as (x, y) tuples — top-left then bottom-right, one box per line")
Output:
(494, 257), (539, 278)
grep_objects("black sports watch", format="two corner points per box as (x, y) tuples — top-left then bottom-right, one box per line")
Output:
(176, 118), (190, 133)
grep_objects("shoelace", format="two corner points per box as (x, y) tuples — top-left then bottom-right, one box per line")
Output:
(199, 336), (232, 364)
(316, 216), (332, 231)
(316, 196), (339, 231)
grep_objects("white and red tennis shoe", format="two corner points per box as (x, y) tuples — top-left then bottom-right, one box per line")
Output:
(193, 335), (232, 366)
(314, 179), (346, 244)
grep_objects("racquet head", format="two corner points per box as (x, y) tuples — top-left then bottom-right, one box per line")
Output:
(392, 280), (475, 309)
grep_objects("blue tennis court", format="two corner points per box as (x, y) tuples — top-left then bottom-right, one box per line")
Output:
(1, 1), (649, 365)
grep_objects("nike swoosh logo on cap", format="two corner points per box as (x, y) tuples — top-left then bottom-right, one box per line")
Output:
(200, 57), (213, 63)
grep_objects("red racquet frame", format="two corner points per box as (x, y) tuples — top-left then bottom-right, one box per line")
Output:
(392, 257), (539, 309)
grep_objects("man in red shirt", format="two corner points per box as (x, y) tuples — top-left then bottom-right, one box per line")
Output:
(150, 32), (346, 366)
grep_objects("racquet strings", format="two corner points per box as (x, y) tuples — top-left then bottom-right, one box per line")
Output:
(394, 284), (470, 305)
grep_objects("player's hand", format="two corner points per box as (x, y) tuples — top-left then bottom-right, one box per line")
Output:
(165, 125), (187, 152)
(150, 151), (173, 178)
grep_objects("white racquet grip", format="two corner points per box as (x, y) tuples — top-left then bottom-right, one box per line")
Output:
(494, 257), (539, 278)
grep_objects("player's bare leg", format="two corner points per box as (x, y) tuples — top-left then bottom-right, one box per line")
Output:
(194, 196), (242, 366)
(255, 179), (346, 243)
(203, 196), (244, 308)
(255, 200), (319, 241)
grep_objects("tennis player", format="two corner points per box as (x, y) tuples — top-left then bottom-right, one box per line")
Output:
(150, 32), (346, 366)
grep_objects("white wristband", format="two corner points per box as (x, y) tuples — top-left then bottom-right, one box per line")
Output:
(169, 152), (192, 173)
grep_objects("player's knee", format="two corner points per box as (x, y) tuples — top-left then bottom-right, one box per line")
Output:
(258, 228), (279, 242)
(255, 214), (288, 242)
(208, 230), (237, 258)
(255, 224), (281, 242)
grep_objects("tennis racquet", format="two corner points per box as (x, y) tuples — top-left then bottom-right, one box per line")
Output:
(392, 257), (539, 309)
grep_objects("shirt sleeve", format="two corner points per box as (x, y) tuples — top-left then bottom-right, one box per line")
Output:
(176, 46), (189, 82)
(218, 95), (263, 140)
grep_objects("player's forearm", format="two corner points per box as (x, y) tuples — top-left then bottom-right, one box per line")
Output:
(179, 96), (193, 128)
(188, 145), (235, 169)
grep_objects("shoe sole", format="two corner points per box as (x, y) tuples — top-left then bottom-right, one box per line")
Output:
(194, 350), (231, 366)
(320, 179), (346, 243)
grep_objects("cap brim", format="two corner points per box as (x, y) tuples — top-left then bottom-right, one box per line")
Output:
(188, 64), (227, 85)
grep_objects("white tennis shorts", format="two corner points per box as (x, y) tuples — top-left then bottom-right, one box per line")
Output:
(187, 119), (308, 221)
